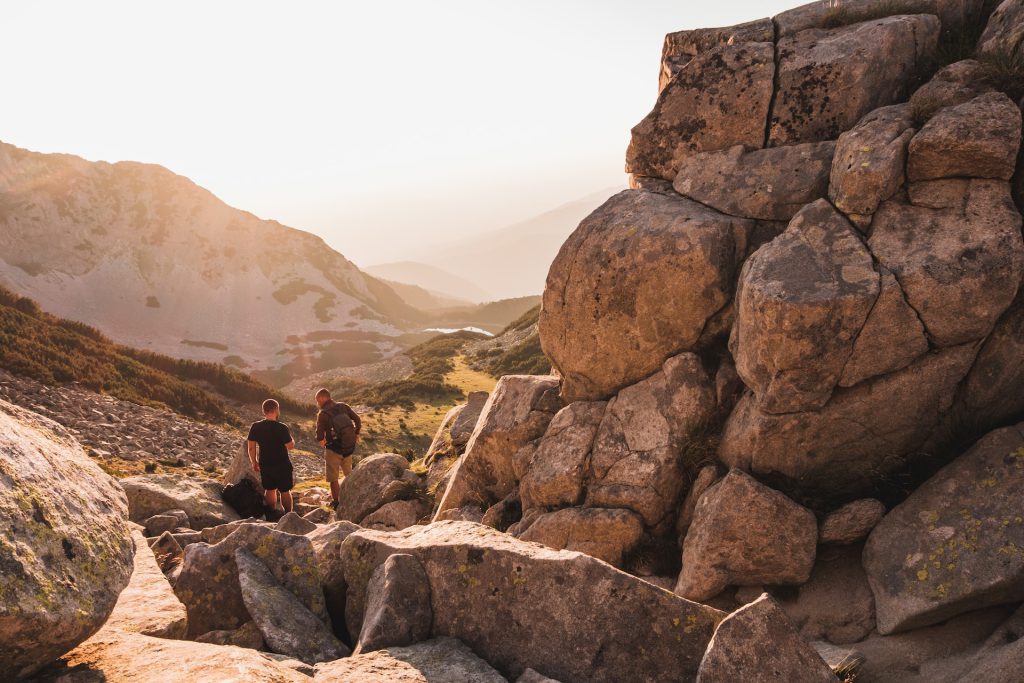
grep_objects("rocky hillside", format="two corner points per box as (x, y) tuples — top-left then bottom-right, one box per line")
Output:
(0, 141), (421, 382)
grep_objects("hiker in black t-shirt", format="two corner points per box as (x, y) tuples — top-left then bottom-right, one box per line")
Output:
(246, 399), (296, 515)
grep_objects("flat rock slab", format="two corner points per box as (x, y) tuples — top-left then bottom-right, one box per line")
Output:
(314, 637), (506, 682)
(518, 507), (644, 568)
(864, 423), (1024, 634)
(236, 547), (348, 664)
(104, 530), (187, 639)
(697, 594), (839, 682)
(343, 521), (724, 683)
(0, 400), (134, 680)
(120, 474), (239, 530)
(37, 628), (308, 682)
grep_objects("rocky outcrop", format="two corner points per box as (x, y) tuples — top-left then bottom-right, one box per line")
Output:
(342, 521), (724, 683)
(540, 190), (749, 402)
(314, 637), (507, 682)
(519, 401), (606, 510)
(120, 474), (240, 530)
(104, 530), (187, 639)
(864, 423), (1024, 634)
(677, 470), (817, 601)
(697, 594), (839, 682)
(0, 400), (135, 680)
(435, 375), (562, 515)
(659, 19), (775, 92)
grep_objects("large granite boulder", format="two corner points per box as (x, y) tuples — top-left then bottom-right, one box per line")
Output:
(336, 453), (421, 524)
(829, 103), (915, 222)
(697, 594), (840, 683)
(673, 141), (836, 221)
(517, 507), (644, 567)
(39, 629), (308, 682)
(236, 548), (348, 664)
(720, 344), (977, 501)
(0, 400), (135, 680)
(774, 0), (993, 37)
(731, 200), (880, 413)
(120, 474), (240, 530)
(584, 352), (717, 527)
(627, 42), (775, 180)
(541, 190), (749, 402)
(435, 375), (561, 515)
(104, 530), (187, 639)
(450, 390), (488, 446)
(342, 521), (724, 683)
(519, 401), (606, 510)
(869, 180), (1024, 348)
(658, 19), (775, 92)
(173, 523), (327, 638)
(768, 15), (940, 145)
(677, 470), (817, 602)
(908, 92), (1022, 182)
(314, 637), (507, 682)
(864, 423), (1024, 634)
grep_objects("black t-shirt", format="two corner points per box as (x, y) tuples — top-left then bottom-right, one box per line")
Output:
(246, 419), (293, 469)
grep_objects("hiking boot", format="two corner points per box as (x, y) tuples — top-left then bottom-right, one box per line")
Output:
(330, 499), (339, 511)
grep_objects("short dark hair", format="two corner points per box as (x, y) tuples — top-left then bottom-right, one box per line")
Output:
(262, 399), (280, 414)
(315, 388), (331, 400)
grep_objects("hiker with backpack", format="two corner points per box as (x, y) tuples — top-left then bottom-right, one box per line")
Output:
(246, 398), (296, 518)
(314, 388), (361, 510)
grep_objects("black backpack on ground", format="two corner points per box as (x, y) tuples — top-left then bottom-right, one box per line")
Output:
(222, 478), (265, 518)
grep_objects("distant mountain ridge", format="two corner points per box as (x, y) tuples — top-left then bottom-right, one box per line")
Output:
(364, 261), (492, 302)
(0, 141), (420, 380)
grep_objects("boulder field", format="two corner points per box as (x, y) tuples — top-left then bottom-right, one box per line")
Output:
(5, 1), (1024, 681)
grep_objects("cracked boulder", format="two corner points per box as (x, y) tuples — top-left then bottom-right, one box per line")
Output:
(864, 423), (1024, 634)
(585, 352), (717, 527)
(908, 92), (1022, 182)
(435, 375), (561, 516)
(731, 199), (880, 413)
(673, 141), (835, 221)
(342, 521), (724, 683)
(977, 0), (1024, 58)
(627, 42), (775, 180)
(120, 474), (239, 530)
(676, 470), (817, 602)
(519, 401), (606, 510)
(517, 507), (644, 567)
(719, 344), (978, 502)
(0, 401), (135, 680)
(173, 523), (327, 638)
(869, 180), (1024, 348)
(540, 189), (750, 402)
(829, 103), (915, 222)
(768, 15), (940, 146)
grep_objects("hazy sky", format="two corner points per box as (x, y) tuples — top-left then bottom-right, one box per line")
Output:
(2, 1), (798, 265)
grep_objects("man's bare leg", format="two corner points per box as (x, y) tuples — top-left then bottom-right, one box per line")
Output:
(330, 480), (340, 505)
(264, 488), (278, 511)
(281, 491), (293, 513)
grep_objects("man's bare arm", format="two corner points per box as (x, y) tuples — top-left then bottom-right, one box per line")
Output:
(286, 440), (295, 451)
(247, 440), (260, 471)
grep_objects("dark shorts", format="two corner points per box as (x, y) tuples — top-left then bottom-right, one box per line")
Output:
(260, 461), (294, 492)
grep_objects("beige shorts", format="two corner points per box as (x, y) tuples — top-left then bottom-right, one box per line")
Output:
(325, 450), (352, 482)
